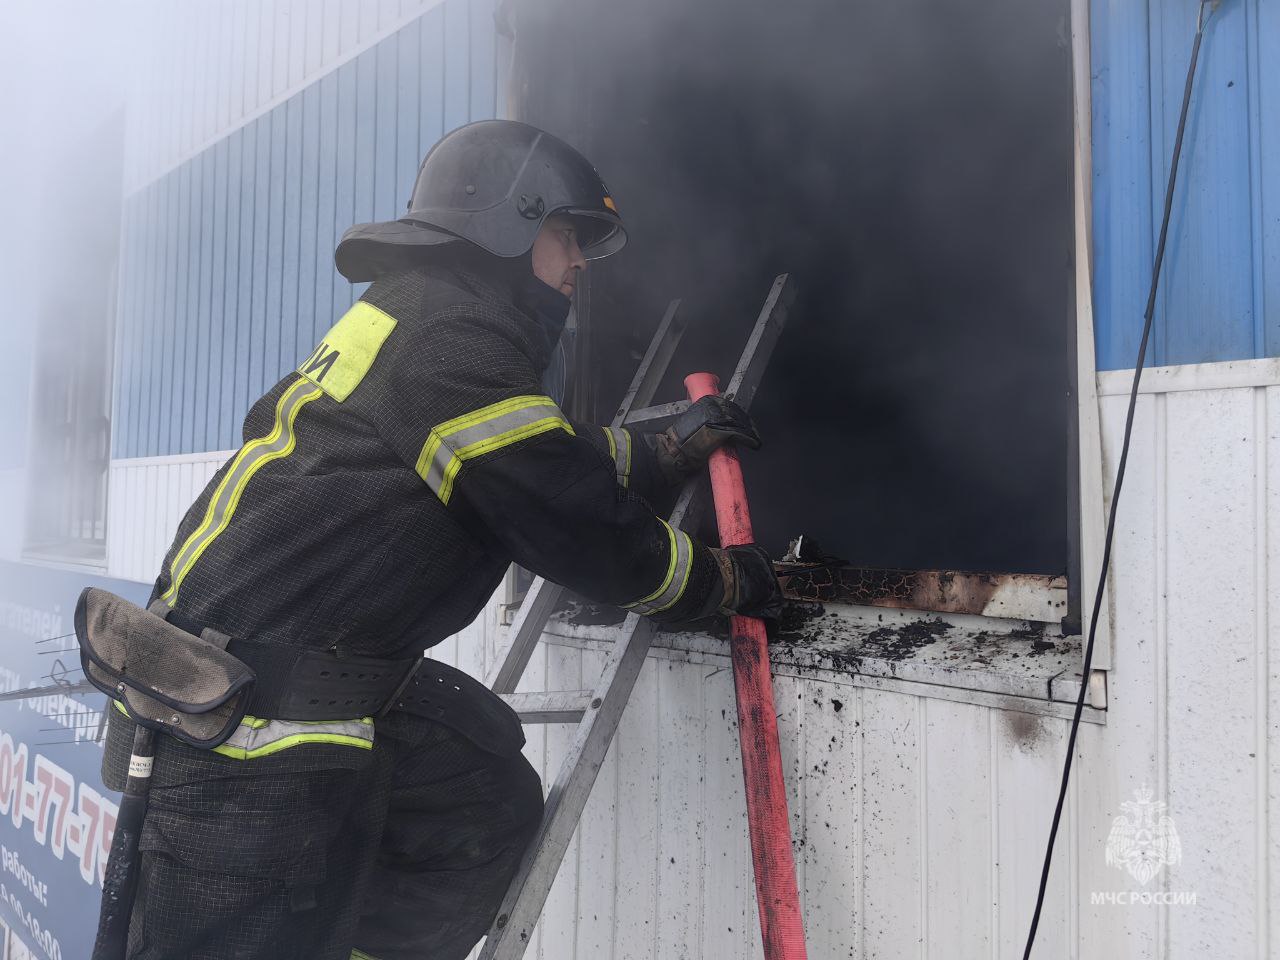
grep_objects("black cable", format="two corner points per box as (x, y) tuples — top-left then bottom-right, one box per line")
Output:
(1022, 2), (1214, 955)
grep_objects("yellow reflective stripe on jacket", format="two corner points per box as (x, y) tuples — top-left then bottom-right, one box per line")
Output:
(350, 950), (381, 960)
(414, 395), (575, 505)
(602, 426), (632, 488)
(161, 377), (323, 605)
(623, 521), (694, 615)
(113, 701), (374, 759)
(212, 716), (374, 760)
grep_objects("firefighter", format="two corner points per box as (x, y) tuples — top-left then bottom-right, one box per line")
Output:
(99, 119), (781, 960)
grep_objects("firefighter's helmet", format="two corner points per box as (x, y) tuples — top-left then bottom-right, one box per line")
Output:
(335, 120), (626, 282)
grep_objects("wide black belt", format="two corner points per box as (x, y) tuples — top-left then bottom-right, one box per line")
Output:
(158, 607), (525, 754)
(227, 639), (420, 721)
(161, 605), (418, 722)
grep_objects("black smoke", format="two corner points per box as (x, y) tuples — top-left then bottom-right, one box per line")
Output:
(516, 0), (1075, 575)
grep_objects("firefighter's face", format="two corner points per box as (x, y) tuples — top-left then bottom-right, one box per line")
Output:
(531, 215), (587, 297)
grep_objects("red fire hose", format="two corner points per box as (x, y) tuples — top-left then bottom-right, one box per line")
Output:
(685, 372), (808, 960)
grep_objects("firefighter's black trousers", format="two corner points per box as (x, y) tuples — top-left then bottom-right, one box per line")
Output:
(104, 699), (543, 959)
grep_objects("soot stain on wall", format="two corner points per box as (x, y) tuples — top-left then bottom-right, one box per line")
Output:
(517, 0), (1075, 575)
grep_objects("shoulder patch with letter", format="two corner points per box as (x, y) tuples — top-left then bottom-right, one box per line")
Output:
(298, 301), (398, 401)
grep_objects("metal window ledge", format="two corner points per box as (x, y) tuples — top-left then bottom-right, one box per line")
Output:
(529, 601), (1105, 725)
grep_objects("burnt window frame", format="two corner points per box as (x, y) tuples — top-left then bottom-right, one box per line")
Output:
(500, 0), (1112, 680)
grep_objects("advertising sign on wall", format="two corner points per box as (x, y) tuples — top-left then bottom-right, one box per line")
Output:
(0, 561), (150, 960)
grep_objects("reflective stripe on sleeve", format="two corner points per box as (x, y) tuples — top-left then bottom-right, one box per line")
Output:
(623, 521), (694, 615)
(602, 426), (632, 488)
(414, 395), (575, 504)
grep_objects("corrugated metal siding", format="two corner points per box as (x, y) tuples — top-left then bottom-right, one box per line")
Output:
(122, 0), (459, 193)
(1091, 0), (1280, 369)
(112, 0), (499, 459)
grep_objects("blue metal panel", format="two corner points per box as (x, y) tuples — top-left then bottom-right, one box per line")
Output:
(234, 121), (258, 448)
(220, 129), (243, 452)
(333, 60), (358, 318)
(444, 0), (470, 132)
(374, 32), (400, 223)
(1092, 0), (1276, 368)
(420, 8), (446, 157)
(176, 158), (195, 455)
(140, 175), (159, 456)
(469, 0), (495, 120)
(196, 146), (215, 454)
(299, 82), (321, 355)
(265, 106), (286, 395)
(1256, 0), (1280, 358)
(126, 182), (150, 457)
(111, 198), (136, 459)
(315, 71), (338, 346)
(281, 94), (304, 380)
(1157, 0), (1253, 365)
(397, 20), (422, 213)
(151, 176), (168, 457)
(113, 0), (500, 457)
(157, 171), (177, 455)
(208, 137), (229, 453)
(249, 113), (271, 417)
(354, 43), (377, 229)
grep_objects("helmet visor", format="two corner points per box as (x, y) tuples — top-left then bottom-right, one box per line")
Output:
(563, 209), (628, 260)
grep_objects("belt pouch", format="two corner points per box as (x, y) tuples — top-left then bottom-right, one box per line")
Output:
(74, 587), (255, 749)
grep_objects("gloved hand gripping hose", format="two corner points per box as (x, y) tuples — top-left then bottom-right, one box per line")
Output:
(684, 371), (808, 960)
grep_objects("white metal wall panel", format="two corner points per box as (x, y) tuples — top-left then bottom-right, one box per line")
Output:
(105, 451), (232, 582)
(417, 377), (1275, 959)
(478, 647), (1085, 960)
(1165, 387), (1261, 956)
(1082, 378), (1276, 959)
(1076, 391), (1162, 957)
(860, 688), (922, 958)
(1268, 386), (1279, 960)
(124, 0), (450, 194)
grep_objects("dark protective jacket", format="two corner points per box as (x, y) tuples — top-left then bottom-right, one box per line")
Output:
(148, 252), (722, 663)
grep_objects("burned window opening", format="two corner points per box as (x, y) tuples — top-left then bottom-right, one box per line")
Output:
(778, 564), (1068, 623)
(514, 0), (1078, 625)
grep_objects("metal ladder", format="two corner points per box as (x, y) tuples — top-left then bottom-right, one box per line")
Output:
(477, 274), (794, 960)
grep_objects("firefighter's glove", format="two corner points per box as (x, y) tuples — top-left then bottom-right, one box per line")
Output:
(712, 544), (784, 621)
(656, 395), (762, 484)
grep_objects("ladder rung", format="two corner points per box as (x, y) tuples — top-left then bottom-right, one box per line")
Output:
(500, 691), (594, 724)
(622, 399), (691, 432)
